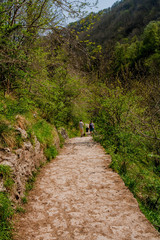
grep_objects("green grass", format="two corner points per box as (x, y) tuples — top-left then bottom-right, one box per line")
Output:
(0, 165), (14, 239)
(0, 192), (14, 240)
(21, 196), (28, 204)
(0, 165), (14, 191)
(0, 93), (33, 122)
(31, 120), (54, 145)
(0, 92), (68, 239)
(44, 146), (58, 161)
(95, 133), (160, 232)
(15, 206), (26, 214)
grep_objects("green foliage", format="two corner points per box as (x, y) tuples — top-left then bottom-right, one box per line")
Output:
(77, 0), (160, 46)
(22, 171), (39, 204)
(15, 206), (25, 214)
(112, 21), (160, 84)
(0, 193), (13, 240)
(21, 197), (27, 204)
(0, 165), (14, 191)
(58, 133), (65, 148)
(25, 172), (37, 193)
(92, 85), (160, 231)
(44, 146), (58, 161)
(0, 166), (14, 238)
(30, 119), (59, 161)
(0, 94), (32, 121)
(0, 120), (23, 149)
(142, 21), (160, 55)
(0, 122), (9, 136)
(0, 1), (96, 239)
(31, 120), (54, 146)
(145, 52), (160, 74)
(66, 126), (79, 138)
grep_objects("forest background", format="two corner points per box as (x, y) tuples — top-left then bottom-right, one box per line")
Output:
(0, 0), (160, 239)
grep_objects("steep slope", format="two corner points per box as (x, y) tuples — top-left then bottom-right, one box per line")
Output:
(70, 0), (160, 47)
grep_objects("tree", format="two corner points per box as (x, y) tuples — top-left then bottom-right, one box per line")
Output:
(0, 0), (97, 94)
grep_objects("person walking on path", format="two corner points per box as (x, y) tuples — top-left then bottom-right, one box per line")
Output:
(89, 120), (94, 135)
(85, 123), (89, 134)
(79, 120), (84, 137)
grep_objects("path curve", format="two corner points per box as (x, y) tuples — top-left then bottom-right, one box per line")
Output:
(14, 136), (160, 240)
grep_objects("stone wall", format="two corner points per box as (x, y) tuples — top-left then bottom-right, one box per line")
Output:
(0, 127), (60, 203)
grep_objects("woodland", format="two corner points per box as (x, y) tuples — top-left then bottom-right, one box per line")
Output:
(0, 0), (160, 238)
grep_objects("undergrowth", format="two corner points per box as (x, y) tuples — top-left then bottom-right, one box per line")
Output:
(0, 165), (14, 240)
(92, 86), (160, 232)
(0, 165), (14, 191)
(0, 192), (14, 240)
(94, 133), (160, 232)
(0, 90), (80, 239)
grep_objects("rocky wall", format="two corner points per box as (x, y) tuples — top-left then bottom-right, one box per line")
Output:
(0, 127), (60, 203)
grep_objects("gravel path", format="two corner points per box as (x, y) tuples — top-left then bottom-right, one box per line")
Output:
(14, 136), (160, 240)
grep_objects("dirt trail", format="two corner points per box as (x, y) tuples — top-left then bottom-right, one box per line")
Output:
(14, 136), (160, 240)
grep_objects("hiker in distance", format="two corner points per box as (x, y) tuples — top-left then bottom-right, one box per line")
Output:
(79, 120), (84, 137)
(89, 120), (94, 135)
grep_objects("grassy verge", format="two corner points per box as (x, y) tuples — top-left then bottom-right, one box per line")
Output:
(0, 90), (80, 239)
(94, 134), (160, 232)
(0, 192), (14, 240)
(0, 165), (14, 240)
(0, 96), (60, 239)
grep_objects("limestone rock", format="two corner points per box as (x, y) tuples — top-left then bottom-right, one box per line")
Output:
(58, 127), (69, 140)
(0, 126), (60, 203)
(0, 180), (6, 192)
(16, 127), (28, 139)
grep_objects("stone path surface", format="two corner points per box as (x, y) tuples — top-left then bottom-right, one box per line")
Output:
(14, 136), (160, 240)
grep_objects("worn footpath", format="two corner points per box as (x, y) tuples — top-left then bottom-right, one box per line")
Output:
(14, 136), (160, 240)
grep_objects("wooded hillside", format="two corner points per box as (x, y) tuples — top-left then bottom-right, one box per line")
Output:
(71, 0), (160, 45)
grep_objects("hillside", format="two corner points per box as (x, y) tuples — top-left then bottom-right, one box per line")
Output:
(70, 0), (160, 46)
(94, 0), (160, 45)
(68, 0), (160, 84)
(70, 0), (160, 47)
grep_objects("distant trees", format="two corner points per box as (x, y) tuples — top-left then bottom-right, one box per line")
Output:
(111, 21), (160, 82)
(0, 0), (97, 95)
(0, 0), (98, 128)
